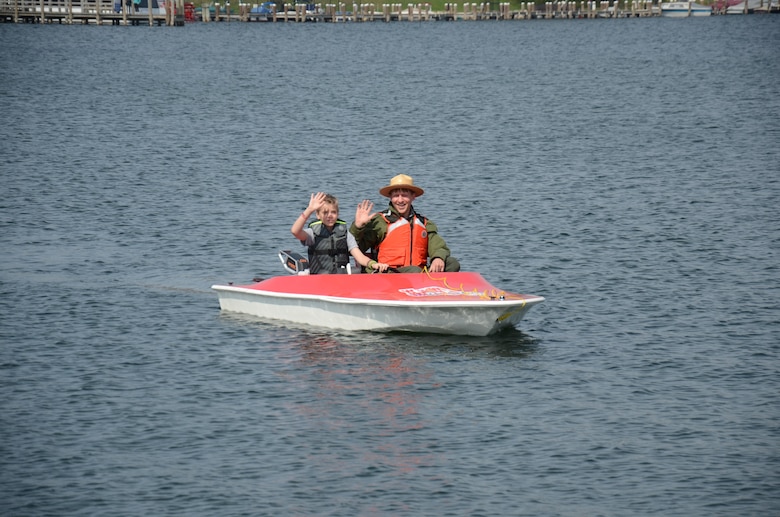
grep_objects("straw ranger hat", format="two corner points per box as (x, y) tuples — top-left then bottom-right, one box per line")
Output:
(379, 174), (424, 198)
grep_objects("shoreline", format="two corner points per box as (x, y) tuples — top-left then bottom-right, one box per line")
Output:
(1, 0), (776, 25)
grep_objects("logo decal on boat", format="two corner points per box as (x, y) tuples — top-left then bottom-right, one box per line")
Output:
(399, 286), (480, 298)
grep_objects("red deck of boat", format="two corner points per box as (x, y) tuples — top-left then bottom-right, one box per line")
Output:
(236, 272), (534, 303)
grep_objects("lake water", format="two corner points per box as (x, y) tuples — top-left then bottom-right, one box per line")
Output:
(1, 15), (779, 516)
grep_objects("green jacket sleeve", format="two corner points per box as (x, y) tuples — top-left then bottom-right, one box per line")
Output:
(425, 219), (451, 262)
(350, 217), (386, 253)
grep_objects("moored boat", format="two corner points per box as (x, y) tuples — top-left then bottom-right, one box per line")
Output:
(725, 0), (772, 13)
(249, 1), (274, 20)
(212, 270), (544, 337)
(660, 1), (712, 16)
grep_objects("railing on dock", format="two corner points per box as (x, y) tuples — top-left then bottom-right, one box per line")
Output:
(0, 0), (187, 24)
(228, 0), (662, 22)
(7, 0), (767, 25)
(230, 0), (661, 23)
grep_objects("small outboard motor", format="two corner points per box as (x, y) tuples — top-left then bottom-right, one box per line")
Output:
(279, 250), (310, 275)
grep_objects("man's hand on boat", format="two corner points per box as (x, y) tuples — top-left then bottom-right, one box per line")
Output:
(428, 257), (446, 273)
(368, 260), (390, 273)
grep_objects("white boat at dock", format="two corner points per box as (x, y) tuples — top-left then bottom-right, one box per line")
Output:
(726, 0), (775, 13)
(660, 1), (712, 16)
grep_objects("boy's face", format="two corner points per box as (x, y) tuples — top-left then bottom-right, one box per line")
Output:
(317, 202), (339, 228)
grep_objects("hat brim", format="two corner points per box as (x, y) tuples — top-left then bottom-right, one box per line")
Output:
(379, 184), (424, 198)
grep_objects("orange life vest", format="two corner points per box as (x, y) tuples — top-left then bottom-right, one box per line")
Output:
(377, 211), (428, 268)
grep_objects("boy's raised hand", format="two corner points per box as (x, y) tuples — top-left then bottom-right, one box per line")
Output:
(307, 192), (327, 213)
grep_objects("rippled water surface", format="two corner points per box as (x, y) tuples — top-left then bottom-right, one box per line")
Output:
(1, 16), (779, 516)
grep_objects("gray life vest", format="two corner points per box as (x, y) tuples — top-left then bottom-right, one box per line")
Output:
(307, 220), (350, 274)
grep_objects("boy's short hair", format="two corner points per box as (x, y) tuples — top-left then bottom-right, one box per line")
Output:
(319, 194), (339, 213)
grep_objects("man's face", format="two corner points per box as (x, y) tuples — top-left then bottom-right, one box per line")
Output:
(390, 189), (415, 217)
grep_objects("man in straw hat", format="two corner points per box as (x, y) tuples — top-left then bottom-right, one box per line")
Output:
(350, 174), (460, 273)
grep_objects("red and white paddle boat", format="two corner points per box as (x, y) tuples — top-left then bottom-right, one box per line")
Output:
(212, 251), (544, 336)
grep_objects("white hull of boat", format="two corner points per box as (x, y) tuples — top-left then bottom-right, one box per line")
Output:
(661, 1), (711, 16)
(213, 284), (543, 336)
(726, 0), (772, 13)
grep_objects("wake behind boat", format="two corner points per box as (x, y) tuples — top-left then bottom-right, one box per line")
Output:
(212, 253), (544, 336)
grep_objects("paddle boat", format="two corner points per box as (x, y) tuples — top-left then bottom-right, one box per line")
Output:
(211, 251), (544, 337)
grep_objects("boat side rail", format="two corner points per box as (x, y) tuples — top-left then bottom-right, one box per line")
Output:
(0, 0), (172, 21)
(0, 0), (121, 15)
(0, 0), (54, 17)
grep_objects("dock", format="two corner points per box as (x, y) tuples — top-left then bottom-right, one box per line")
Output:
(240, 1), (661, 22)
(1, 0), (776, 25)
(0, 0), (185, 24)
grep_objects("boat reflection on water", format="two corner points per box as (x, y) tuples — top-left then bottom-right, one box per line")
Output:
(285, 331), (438, 475)
(285, 329), (538, 472)
(216, 314), (541, 476)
